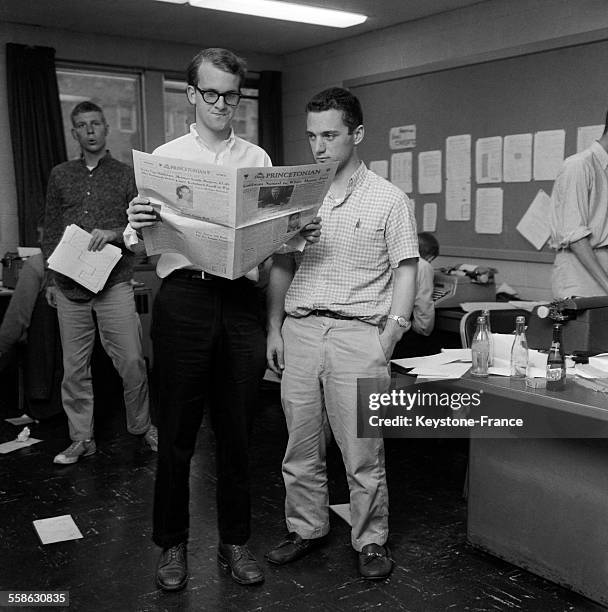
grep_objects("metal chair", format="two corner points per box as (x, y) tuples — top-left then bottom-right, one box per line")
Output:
(460, 308), (530, 348)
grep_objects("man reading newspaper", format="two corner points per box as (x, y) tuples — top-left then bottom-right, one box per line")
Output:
(125, 48), (320, 591)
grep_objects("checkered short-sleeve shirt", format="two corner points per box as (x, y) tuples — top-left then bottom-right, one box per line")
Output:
(285, 162), (419, 325)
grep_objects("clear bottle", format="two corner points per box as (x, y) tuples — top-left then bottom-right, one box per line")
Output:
(471, 315), (490, 377)
(482, 309), (494, 367)
(510, 315), (528, 378)
(546, 323), (566, 391)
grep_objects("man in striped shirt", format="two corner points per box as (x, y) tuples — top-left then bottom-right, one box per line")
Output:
(265, 87), (419, 579)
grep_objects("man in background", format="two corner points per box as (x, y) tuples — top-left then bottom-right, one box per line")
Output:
(265, 87), (418, 579)
(127, 47), (321, 592)
(43, 101), (156, 465)
(550, 113), (608, 297)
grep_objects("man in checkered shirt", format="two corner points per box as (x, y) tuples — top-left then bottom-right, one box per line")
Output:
(265, 87), (419, 579)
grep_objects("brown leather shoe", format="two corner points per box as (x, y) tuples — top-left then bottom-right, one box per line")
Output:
(265, 532), (321, 565)
(358, 543), (394, 580)
(217, 543), (264, 585)
(156, 542), (188, 591)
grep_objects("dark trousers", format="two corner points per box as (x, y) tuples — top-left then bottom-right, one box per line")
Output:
(152, 273), (266, 548)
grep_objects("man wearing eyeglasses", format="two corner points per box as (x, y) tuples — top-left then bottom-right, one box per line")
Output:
(126, 48), (320, 592)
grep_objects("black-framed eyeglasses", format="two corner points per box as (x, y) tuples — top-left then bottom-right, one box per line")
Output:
(194, 86), (241, 107)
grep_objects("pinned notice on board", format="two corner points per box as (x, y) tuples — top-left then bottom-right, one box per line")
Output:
(369, 160), (388, 178)
(389, 124), (416, 150)
(475, 136), (502, 184)
(475, 188), (503, 234)
(533, 130), (565, 181)
(418, 150), (442, 194)
(390, 152), (413, 193)
(516, 189), (552, 250)
(422, 202), (437, 232)
(577, 124), (603, 153)
(503, 133), (532, 182)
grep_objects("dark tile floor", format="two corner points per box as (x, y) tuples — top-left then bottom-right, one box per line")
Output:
(0, 375), (604, 612)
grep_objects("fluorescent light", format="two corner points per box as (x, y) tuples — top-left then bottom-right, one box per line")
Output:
(186, 0), (367, 28)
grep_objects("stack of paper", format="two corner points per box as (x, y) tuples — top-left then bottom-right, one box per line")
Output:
(391, 349), (472, 380)
(48, 225), (122, 293)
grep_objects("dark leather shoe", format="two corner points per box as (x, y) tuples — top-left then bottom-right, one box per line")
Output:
(217, 543), (264, 585)
(265, 532), (320, 565)
(358, 543), (394, 580)
(156, 542), (188, 591)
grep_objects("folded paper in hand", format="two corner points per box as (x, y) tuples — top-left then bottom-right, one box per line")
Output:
(48, 225), (122, 293)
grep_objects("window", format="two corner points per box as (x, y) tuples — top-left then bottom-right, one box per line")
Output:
(163, 79), (259, 144)
(57, 68), (143, 165)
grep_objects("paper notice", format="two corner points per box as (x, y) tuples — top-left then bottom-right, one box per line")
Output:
(369, 160), (388, 178)
(389, 124), (416, 150)
(475, 188), (503, 234)
(446, 134), (471, 180)
(418, 150), (442, 194)
(475, 136), (502, 183)
(390, 152), (413, 193)
(503, 133), (532, 182)
(422, 202), (437, 232)
(33, 515), (84, 545)
(445, 179), (471, 221)
(47, 225), (122, 293)
(515, 189), (552, 249)
(533, 130), (565, 180)
(577, 124), (603, 153)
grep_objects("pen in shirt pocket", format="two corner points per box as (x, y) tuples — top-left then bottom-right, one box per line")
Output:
(354, 218), (360, 231)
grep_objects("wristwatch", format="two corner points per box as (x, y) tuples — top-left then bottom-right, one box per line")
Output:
(387, 314), (411, 331)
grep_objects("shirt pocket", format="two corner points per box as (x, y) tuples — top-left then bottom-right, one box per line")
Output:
(348, 224), (386, 270)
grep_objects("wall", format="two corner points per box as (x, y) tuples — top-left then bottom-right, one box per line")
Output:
(280, 0), (608, 300)
(0, 22), (279, 261)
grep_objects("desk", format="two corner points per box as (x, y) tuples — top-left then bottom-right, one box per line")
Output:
(452, 375), (608, 607)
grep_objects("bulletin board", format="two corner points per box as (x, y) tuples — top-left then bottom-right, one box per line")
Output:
(346, 36), (608, 263)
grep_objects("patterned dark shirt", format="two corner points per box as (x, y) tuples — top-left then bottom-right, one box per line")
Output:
(42, 152), (137, 301)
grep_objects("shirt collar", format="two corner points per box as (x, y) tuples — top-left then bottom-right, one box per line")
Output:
(591, 140), (608, 170)
(78, 150), (111, 169)
(190, 123), (236, 155)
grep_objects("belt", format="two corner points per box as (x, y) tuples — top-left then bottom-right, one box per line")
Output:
(169, 269), (217, 281)
(307, 309), (357, 320)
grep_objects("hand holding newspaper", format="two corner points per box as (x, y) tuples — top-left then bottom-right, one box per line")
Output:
(132, 150), (337, 279)
(47, 224), (122, 293)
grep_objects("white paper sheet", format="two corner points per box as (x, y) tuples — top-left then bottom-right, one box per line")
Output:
(418, 150), (442, 194)
(390, 152), (413, 193)
(369, 160), (388, 179)
(5, 414), (36, 426)
(515, 189), (552, 250)
(391, 350), (471, 370)
(445, 179), (471, 221)
(446, 134), (471, 180)
(503, 133), (532, 182)
(460, 302), (516, 313)
(33, 515), (83, 545)
(475, 188), (503, 234)
(410, 362), (471, 379)
(422, 202), (437, 232)
(533, 130), (565, 180)
(47, 225), (122, 294)
(0, 438), (42, 454)
(475, 137), (502, 183)
(576, 124), (603, 153)
(389, 124), (416, 150)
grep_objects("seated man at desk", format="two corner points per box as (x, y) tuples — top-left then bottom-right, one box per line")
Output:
(392, 232), (440, 358)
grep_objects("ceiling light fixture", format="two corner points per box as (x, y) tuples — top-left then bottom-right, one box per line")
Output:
(154, 0), (367, 28)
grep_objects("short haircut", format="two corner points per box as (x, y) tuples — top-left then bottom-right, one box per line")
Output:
(418, 232), (439, 259)
(176, 185), (190, 197)
(186, 48), (247, 88)
(305, 87), (363, 133)
(70, 101), (105, 126)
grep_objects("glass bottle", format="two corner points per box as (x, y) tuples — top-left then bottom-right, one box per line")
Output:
(510, 315), (528, 378)
(471, 315), (490, 377)
(482, 309), (494, 367)
(546, 323), (566, 391)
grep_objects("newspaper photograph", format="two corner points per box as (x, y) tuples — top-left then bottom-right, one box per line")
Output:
(132, 150), (337, 279)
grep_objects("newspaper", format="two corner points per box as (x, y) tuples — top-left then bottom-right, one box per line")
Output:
(47, 224), (122, 293)
(132, 150), (337, 279)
